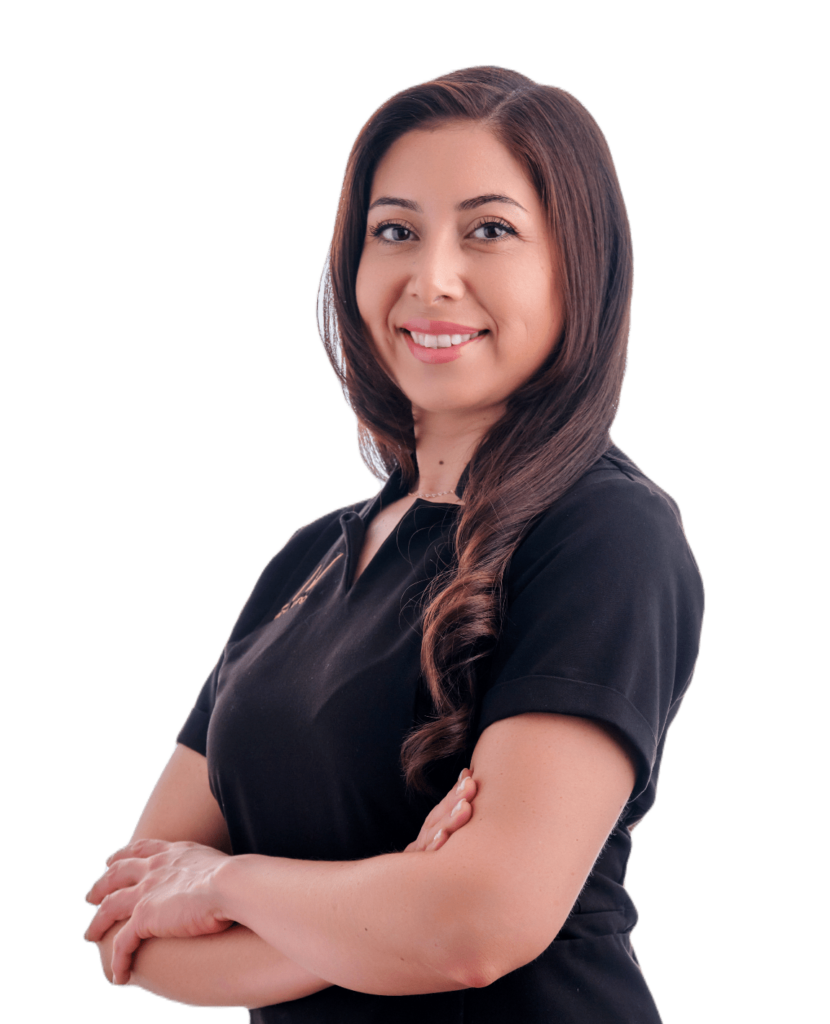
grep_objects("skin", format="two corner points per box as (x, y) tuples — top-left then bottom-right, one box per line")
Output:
(355, 122), (565, 502)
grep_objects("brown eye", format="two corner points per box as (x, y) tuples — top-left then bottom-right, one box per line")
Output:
(371, 223), (414, 243)
(471, 221), (514, 241)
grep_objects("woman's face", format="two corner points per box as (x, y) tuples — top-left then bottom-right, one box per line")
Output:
(356, 123), (564, 420)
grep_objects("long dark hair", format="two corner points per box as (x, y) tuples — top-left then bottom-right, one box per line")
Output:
(319, 66), (633, 798)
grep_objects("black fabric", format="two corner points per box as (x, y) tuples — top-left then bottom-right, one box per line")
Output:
(177, 446), (704, 1022)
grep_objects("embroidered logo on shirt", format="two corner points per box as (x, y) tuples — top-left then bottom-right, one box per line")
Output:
(274, 552), (344, 620)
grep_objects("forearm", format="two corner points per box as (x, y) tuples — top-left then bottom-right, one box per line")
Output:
(97, 921), (332, 1008)
(214, 849), (488, 996)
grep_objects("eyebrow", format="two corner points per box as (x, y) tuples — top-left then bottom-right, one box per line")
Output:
(367, 193), (527, 213)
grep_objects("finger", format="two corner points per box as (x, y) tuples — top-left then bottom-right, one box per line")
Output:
(430, 770), (474, 824)
(440, 774), (477, 822)
(412, 774), (478, 852)
(430, 775), (478, 842)
(110, 917), (142, 985)
(86, 858), (147, 905)
(84, 887), (138, 943)
(106, 838), (172, 867)
(430, 795), (474, 848)
(425, 801), (472, 852)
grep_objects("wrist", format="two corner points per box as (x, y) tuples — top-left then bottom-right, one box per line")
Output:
(212, 852), (261, 926)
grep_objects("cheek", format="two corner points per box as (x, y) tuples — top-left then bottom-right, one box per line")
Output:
(355, 260), (372, 324)
(516, 262), (563, 344)
(356, 255), (398, 332)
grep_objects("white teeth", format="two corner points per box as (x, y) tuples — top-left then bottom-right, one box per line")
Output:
(409, 331), (481, 349)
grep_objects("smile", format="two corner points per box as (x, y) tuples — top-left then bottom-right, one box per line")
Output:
(409, 331), (484, 350)
(400, 328), (486, 365)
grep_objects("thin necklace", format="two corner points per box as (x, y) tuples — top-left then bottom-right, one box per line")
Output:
(408, 488), (456, 500)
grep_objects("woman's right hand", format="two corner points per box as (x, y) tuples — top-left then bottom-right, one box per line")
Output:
(404, 768), (478, 852)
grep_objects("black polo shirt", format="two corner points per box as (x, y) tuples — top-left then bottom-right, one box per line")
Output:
(178, 446), (704, 1023)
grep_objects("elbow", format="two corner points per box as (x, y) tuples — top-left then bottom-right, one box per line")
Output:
(452, 934), (554, 990)
(452, 958), (501, 990)
(423, 858), (568, 990)
(444, 904), (563, 990)
(450, 948), (532, 990)
(451, 944), (533, 990)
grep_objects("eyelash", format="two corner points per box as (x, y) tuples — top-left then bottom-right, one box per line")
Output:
(369, 217), (518, 244)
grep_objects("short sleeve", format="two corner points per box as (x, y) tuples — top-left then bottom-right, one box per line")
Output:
(177, 657), (223, 756)
(476, 463), (704, 805)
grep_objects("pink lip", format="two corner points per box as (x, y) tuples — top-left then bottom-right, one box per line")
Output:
(401, 318), (483, 335)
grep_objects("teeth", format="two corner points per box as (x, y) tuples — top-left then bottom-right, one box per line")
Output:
(409, 331), (480, 349)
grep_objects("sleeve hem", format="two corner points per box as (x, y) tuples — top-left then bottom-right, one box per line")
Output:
(176, 707), (210, 757)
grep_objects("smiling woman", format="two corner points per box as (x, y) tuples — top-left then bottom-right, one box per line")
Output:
(85, 67), (704, 1024)
(357, 125), (564, 408)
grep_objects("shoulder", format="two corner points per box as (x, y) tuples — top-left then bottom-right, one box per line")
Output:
(527, 446), (689, 548)
(284, 499), (367, 553)
(227, 497), (369, 642)
(484, 448), (704, 801)
(265, 498), (366, 580)
(509, 446), (702, 599)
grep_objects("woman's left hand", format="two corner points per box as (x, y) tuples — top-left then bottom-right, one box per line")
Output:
(84, 838), (233, 984)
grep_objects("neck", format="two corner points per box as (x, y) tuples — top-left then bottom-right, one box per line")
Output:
(411, 405), (503, 497)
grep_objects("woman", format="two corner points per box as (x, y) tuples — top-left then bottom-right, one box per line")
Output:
(85, 66), (704, 1022)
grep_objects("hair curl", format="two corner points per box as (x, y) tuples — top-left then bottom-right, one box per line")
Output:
(318, 66), (633, 798)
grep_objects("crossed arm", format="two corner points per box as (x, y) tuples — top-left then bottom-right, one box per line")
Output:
(90, 745), (480, 1007)
(95, 922), (330, 1008)
(87, 712), (635, 1006)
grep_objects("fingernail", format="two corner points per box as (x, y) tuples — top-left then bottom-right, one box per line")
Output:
(458, 768), (467, 781)
(451, 799), (465, 817)
(431, 829), (444, 848)
(455, 777), (467, 795)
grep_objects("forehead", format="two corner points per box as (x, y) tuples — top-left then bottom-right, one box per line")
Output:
(369, 124), (540, 211)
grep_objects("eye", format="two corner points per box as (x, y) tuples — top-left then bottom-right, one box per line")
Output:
(470, 219), (517, 241)
(368, 217), (516, 244)
(370, 221), (415, 243)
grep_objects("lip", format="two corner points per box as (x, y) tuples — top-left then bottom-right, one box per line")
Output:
(401, 318), (483, 335)
(402, 330), (482, 364)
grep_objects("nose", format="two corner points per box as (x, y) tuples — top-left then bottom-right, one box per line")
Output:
(407, 231), (465, 304)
